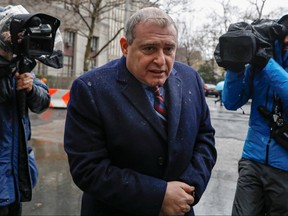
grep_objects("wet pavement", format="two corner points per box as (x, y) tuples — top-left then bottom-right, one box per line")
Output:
(194, 98), (249, 215)
(23, 109), (82, 215)
(22, 97), (250, 215)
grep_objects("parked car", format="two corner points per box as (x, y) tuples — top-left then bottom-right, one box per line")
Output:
(204, 84), (219, 97)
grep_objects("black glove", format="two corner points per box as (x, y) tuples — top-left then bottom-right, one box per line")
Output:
(251, 46), (273, 71)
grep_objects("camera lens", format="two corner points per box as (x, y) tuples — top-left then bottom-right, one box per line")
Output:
(220, 34), (256, 64)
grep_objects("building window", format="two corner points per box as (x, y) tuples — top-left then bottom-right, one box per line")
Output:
(63, 56), (74, 77)
(64, 31), (75, 47)
(91, 36), (98, 52)
(64, 0), (72, 10)
(90, 58), (97, 70)
(36, 61), (48, 76)
(89, 36), (98, 69)
(64, 30), (75, 77)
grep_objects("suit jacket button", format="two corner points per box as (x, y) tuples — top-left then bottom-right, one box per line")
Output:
(158, 157), (165, 166)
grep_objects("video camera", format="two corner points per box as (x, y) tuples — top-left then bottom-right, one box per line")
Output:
(214, 15), (288, 70)
(0, 5), (63, 75)
(10, 13), (59, 59)
(0, 5), (63, 117)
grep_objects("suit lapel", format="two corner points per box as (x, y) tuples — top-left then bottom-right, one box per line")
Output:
(166, 73), (182, 140)
(117, 64), (167, 140)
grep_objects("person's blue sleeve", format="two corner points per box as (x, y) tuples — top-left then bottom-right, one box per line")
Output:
(222, 66), (252, 110)
(262, 58), (288, 113)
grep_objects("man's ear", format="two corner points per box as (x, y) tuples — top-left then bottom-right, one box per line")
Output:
(120, 37), (128, 56)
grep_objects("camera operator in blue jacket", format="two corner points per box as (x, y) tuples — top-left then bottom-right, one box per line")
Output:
(0, 69), (50, 215)
(0, 28), (50, 216)
(215, 15), (288, 215)
(0, 4), (62, 214)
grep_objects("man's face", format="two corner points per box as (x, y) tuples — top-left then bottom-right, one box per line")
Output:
(120, 22), (177, 87)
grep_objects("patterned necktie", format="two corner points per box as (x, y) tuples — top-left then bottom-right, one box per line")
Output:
(151, 86), (167, 120)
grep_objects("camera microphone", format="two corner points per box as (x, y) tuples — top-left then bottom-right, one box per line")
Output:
(28, 16), (41, 27)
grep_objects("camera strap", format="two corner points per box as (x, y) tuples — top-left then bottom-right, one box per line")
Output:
(273, 94), (283, 121)
(270, 95), (288, 150)
(257, 48), (288, 149)
(258, 93), (288, 150)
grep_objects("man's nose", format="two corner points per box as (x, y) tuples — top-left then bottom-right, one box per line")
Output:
(153, 50), (165, 65)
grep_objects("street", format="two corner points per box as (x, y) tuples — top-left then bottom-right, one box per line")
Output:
(194, 97), (249, 215)
(22, 97), (250, 215)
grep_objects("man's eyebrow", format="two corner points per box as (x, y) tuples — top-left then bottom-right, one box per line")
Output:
(139, 40), (177, 49)
(142, 42), (176, 46)
(141, 42), (159, 46)
(165, 43), (176, 46)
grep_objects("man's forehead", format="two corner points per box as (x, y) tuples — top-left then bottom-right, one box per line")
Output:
(134, 22), (177, 38)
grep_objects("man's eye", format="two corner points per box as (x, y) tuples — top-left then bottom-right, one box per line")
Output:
(165, 47), (175, 53)
(142, 47), (155, 54)
(144, 47), (154, 51)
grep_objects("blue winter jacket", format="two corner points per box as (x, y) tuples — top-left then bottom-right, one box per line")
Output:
(0, 73), (50, 206)
(222, 41), (288, 171)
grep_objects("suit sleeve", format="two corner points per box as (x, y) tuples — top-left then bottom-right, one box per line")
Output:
(64, 78), (167, 215)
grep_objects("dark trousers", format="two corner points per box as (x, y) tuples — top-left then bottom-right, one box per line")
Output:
(0, 203), (22, 216)
(232, 158), (288, 216)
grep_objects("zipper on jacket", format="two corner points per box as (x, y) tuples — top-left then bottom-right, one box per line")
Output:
(264, 86), (271, 165)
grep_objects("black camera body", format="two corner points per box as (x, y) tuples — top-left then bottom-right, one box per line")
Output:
(214, 15), (288, 70)
(6, 13), (61, 118)
(22, 23), (54, 58)
(216, 30), (257, 68)
(0, 6), (63, 76)
(10, 13), (60, 59)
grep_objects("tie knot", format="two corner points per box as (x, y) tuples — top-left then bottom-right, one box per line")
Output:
(150, 86), (161, 96)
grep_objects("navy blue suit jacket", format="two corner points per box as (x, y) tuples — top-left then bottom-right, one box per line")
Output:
(64, 57), (216, 215)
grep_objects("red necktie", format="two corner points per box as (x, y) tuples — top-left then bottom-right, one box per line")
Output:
(151, 86), (167, 120)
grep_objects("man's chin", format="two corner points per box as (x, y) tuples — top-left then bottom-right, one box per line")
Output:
(151, 74), (169, 85)
(146, 78), (167, 87)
